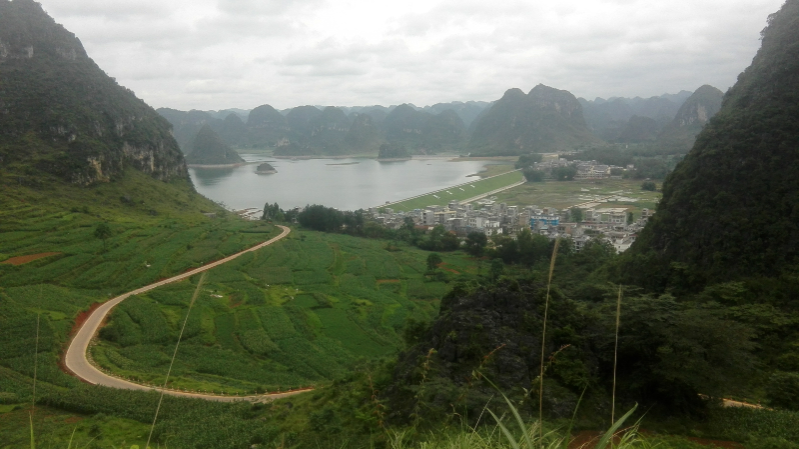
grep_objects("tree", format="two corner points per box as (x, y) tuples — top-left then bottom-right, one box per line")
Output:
(553, 165), (578, 181)
(515, 153), (543, 169)
(627, 212), (635, 224)
(426, 253), (443, 272)
(522, 168), (545, 182)
(641, 181), (656, 191)
(569, 207), (583, 223)
(464, 232), (487, 258)
(489, 258), (504, 281)
(262, 202), (285, 221)
(94, 222), (112, 250)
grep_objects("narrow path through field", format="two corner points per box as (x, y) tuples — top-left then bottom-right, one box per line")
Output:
(64, 225), (305, 402)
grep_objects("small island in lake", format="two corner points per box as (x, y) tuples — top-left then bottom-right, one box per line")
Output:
(255, 162), (277, 174)
(377, 143), (411, 161)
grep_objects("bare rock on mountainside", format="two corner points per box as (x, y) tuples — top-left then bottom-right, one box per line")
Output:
(469, 84), (602, 155)
(186, 125), (246, 166)
(0, 0), (187, 185)
(618, 0), (799, 290)
(655, 84), (724, 151)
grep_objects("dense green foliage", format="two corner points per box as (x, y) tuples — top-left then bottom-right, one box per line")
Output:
(378, 143), (412, 159)
(0, 0), (187, 185)
(619, 0), (799, 290)
(514, 153), (544, 169)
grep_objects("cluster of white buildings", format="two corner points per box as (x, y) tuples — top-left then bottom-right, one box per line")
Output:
(369, 200), (655, 253)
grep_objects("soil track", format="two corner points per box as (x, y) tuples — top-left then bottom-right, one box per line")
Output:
(64, 225), (302, 402)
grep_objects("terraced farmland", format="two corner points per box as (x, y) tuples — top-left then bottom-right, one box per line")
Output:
(92, 231), (480, 394)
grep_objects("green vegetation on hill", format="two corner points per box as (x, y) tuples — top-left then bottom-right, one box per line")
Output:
(469, 85), (602, 155)
(378, 143), (411, 159)
(619, 0), (799, 290)
(0, 0), (187, 185)
(93, 231), (479, 393)
(186, 124), (246, 165)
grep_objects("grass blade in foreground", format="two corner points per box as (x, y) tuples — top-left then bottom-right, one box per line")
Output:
(539, 238), (560, 446)
(593, 404), (638, 449)
(145, 272), (207, 448)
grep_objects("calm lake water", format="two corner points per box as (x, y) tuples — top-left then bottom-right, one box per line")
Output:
(189, 156), (493, 211)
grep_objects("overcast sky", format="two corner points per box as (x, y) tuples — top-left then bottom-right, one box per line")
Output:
(39, 0), (785, 111)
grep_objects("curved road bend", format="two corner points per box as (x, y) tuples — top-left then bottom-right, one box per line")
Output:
(65, 225), (305, 402)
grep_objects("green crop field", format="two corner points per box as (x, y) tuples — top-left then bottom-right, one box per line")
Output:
(91, 230), (482, 394)
(0, 169), (280, 412)
(386, 169), (523, 212)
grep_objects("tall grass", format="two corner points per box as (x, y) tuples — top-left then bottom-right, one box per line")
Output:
(612, 285), (622, 424)
(145, 272), (207, 449)
(539, 238), (560, 445)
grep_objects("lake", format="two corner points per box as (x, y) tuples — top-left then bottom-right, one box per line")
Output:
(189, 156), (495, 211)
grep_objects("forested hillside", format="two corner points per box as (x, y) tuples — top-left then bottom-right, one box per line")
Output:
(0, 0), (187, 185)
(618, 0), (799, 290)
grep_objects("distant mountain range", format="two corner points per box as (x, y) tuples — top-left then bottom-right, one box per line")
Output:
(159, 84), (721, 157)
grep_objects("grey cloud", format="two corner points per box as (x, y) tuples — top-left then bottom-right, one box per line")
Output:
(37, 0), (787, 110)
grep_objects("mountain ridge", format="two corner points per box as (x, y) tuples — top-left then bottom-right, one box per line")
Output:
(0, 0), (187, 185)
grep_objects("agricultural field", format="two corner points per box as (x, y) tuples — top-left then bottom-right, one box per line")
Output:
(387, 169), (523, 212)
(0, 169), (279, 418)
(492, 178), (662, 219)
(92, 230), (482, 394)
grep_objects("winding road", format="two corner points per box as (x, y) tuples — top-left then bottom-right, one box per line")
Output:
(64, 225), (306, 402)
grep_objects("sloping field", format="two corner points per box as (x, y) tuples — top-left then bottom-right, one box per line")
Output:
(91, 231), (480, 394)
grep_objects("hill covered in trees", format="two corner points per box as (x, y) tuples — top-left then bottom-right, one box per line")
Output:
(468, 84), (602, 155)
(0, 0), (187, 186)
(186, 125), (246, 166)
(617, 0), (799, 291)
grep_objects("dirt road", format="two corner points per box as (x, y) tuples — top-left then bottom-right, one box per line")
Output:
(64, 225), (304, 402)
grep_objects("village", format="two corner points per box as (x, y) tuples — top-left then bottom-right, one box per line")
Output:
(369, 188), (655, 253)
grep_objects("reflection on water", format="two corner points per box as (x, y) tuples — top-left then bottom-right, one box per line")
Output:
(188, 156), (492, 211)
(191, 167), (237, 186)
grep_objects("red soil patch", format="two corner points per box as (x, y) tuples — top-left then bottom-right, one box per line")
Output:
(377, 279), (401, 284)
(687, 438), (744, 448)
(63, 416), (84, 424)
(568, 430), (743, 449)
(438, 263), (461, 274)
(59, 302), (104, 380)
(1, 252), (61, 265)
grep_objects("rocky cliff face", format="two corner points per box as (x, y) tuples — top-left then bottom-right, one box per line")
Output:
(469, 84), (601, 155)
(0, 0), (187, 185)
(656, 85), (724, 151)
